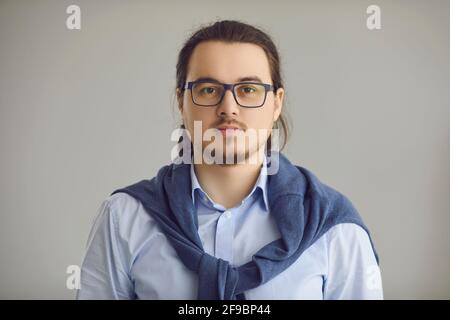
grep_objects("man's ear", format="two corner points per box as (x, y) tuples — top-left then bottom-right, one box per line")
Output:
(273, 88), (284, 122)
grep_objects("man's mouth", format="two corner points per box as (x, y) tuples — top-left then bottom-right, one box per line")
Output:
(216, 127), (243, 136)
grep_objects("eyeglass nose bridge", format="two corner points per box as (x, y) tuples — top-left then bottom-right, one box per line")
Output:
(217, 83), (239, 105)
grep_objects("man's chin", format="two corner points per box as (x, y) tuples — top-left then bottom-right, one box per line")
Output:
(211, 150), (248, 165)
(202, 147), (265, 165)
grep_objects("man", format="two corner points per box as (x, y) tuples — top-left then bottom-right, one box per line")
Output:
(77, 20), (383, 300)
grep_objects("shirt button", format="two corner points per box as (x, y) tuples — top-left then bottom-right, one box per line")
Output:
(224, 210), (232, 219)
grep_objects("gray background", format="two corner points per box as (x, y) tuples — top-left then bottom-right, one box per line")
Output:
(1, 0), (449, 299)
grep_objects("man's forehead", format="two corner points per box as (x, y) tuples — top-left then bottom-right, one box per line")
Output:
(187, 42), (272, 83)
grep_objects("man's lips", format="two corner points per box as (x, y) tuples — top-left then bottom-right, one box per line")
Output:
(215, 126), (243, 136)
(216, 125), (241, 130)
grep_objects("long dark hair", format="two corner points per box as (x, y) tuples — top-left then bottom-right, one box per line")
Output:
(175, 20), (290, 151)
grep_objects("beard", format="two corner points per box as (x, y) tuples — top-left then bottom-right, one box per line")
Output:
(201, 135), (266, 166)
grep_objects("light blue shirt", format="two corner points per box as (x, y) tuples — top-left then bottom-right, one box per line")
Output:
(77, 158), (383, 299)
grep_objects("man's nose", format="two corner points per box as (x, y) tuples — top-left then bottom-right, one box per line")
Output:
(216, 89), (240, 117)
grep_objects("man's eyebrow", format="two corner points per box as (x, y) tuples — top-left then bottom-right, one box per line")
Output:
(192, 76), (264, 83)
(236, 76), (263, 83)
(193, 77), (221, 83)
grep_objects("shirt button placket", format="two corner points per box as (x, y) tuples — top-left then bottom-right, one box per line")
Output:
(215, 209), (234, 262)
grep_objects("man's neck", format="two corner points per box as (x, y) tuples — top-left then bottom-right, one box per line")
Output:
(193, 157), (264, 210)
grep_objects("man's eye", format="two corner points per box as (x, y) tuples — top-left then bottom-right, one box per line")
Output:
(201, 87), (216, 94)
(241, 86), (256, 93)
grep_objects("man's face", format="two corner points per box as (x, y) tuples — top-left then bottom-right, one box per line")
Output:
(178, 40), (284, 164)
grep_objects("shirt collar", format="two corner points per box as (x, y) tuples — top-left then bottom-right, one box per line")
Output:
(190, 156), (269, 211)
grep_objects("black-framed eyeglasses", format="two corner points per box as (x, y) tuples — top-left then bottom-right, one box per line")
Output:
(183, 79), (275, 108)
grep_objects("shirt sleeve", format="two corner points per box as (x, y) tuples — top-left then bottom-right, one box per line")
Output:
(323, 223), (384, 300)
(76, 197), (135, 299)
